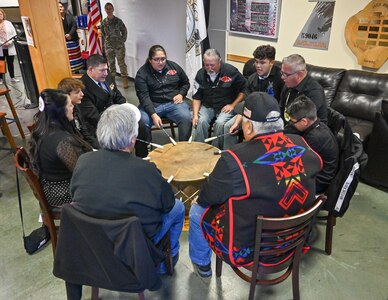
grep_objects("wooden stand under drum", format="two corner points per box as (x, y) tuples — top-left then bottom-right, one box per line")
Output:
(148, 142), (220, 205)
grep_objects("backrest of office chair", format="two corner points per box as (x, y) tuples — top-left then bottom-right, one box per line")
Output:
(13, 146), (60, 255)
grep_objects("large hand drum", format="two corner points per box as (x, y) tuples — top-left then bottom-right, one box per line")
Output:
(148, 142), (220, 204)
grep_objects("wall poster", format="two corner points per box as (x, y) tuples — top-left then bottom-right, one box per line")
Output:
(230, 0), (281, 39)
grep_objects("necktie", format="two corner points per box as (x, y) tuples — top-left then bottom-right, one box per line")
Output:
(98, 82), (108, 93)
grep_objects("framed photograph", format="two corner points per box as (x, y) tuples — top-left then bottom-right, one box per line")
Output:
(229, 0), (281, 39)
(21, 16), (34, 47)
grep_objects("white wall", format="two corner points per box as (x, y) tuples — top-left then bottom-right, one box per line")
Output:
(100, 0), (186, 78)
(227, 0), (388, 73)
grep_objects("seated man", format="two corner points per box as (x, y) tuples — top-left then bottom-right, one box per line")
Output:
(192, 49), (246, 149)
(189, 92), (322, 277)
(70, 103), (185, 277)
(57, 77), (99, 149)
(280, 54), (327, 125)
(224, 44), (284, 149)
(287, 95), (339, 193)
(79, 54), (148, 157)
(135, 45), (192, 142)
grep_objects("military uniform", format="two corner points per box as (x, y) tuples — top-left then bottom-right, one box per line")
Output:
(101, 16), (128, 79)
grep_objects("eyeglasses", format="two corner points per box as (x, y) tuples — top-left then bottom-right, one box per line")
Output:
(281, 70), (301, 78)
(152, 57), (166, 63)
(289, 115), (306, 124)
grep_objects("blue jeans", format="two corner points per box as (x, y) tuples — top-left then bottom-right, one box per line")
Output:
(188, 204), (212, 266)
(223, 115), (240, 150)
(193, 106), (235, 149)
(140, 102), (192, 141)
(152, 199), (185, 258)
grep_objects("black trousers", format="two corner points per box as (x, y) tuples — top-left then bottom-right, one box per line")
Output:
(0, 49), (15, 79)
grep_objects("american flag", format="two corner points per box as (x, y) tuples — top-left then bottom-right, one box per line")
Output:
(87, 0), (102, 55)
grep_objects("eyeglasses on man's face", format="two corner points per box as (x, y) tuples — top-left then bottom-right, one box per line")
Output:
(289, 115), (306, 124)
(281, 70), (301, 78)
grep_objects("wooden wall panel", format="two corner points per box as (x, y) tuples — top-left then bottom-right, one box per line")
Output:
(18, 0), (72, 92)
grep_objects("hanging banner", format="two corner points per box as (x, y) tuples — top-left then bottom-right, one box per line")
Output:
(294, 1), (335, 50)
(186, 0), (207, 97)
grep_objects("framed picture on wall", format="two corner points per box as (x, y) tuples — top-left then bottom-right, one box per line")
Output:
(229, 0), (281, 39)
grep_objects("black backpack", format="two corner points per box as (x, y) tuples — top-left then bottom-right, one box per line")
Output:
(323, 109), (368, 217)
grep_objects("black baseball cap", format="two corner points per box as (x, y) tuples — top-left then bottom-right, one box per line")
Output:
(235, 92), (281, 122)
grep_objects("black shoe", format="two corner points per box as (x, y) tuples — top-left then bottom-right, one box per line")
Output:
(193, 263), (212, 278)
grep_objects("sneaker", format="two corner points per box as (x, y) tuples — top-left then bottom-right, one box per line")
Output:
(193, 263), (212, 278)
(11, 78), (20, 83)
(0, 79), (3, 85)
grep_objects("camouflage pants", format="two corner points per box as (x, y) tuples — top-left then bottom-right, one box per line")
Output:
(105, 43), (128, 77)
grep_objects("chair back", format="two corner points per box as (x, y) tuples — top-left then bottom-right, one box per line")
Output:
(253, 199), (323, 273)
(13, 146), (60, 255)
(53, 204), (165, 296)
(219, 198), (323, 300)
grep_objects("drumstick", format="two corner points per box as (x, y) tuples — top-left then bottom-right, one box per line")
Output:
(204, 132), (231, 143)
(167, 167), (182, 184)
(161, 127), (177, 146)
(188, 125), (197, 143)
(213, 150), (225, 155)
(136, 138), (164, 149)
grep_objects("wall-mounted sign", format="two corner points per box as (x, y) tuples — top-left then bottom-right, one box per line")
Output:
(229, 0), (281, 39)
(294, 1), (335, 50)
(345, 0), (388, 69)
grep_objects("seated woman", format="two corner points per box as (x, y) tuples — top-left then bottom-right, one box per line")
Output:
(57, 77), (99, 149)
(29, 89), (93, 207)
(135, 45), (192, 142)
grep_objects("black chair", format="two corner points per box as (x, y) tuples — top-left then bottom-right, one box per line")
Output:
(54, 204), (173, 300)
(216, 198), (324, 300)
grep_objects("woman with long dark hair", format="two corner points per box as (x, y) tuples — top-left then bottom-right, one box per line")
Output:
(29, 89), (92, 207)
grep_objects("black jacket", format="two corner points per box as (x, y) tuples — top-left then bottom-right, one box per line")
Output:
(193, 62), (246, 111)
(62, 12), (78, 41)
(300, 119), (339, 193)
(53, 204), (163, 293)
(79, 74), (126, 135)
(280, 75), (327, 123)
(70, 149), (175, 239)
(135, 60), (190, 116)
(245, 64), (284, 101)
(73, 106), (99, 149)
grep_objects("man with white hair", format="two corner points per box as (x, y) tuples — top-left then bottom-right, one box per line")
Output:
(192, 49), (246, 149)
(188, 92), (322, 277)
(280, 54), (327, 124)
(70, 103), (184, 275)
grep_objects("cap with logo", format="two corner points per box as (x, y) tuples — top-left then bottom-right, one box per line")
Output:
(234, 92), (281, 122)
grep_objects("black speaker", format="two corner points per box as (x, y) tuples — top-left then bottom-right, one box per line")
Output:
(14, 40), (39, 107)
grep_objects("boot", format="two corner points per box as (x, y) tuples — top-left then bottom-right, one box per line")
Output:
(123, 76), (129, 89)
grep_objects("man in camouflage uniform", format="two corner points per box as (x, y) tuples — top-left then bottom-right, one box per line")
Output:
(101, 2), (129, 89)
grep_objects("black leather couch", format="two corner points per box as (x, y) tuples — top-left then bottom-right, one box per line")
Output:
(243, 59), (388, 190)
